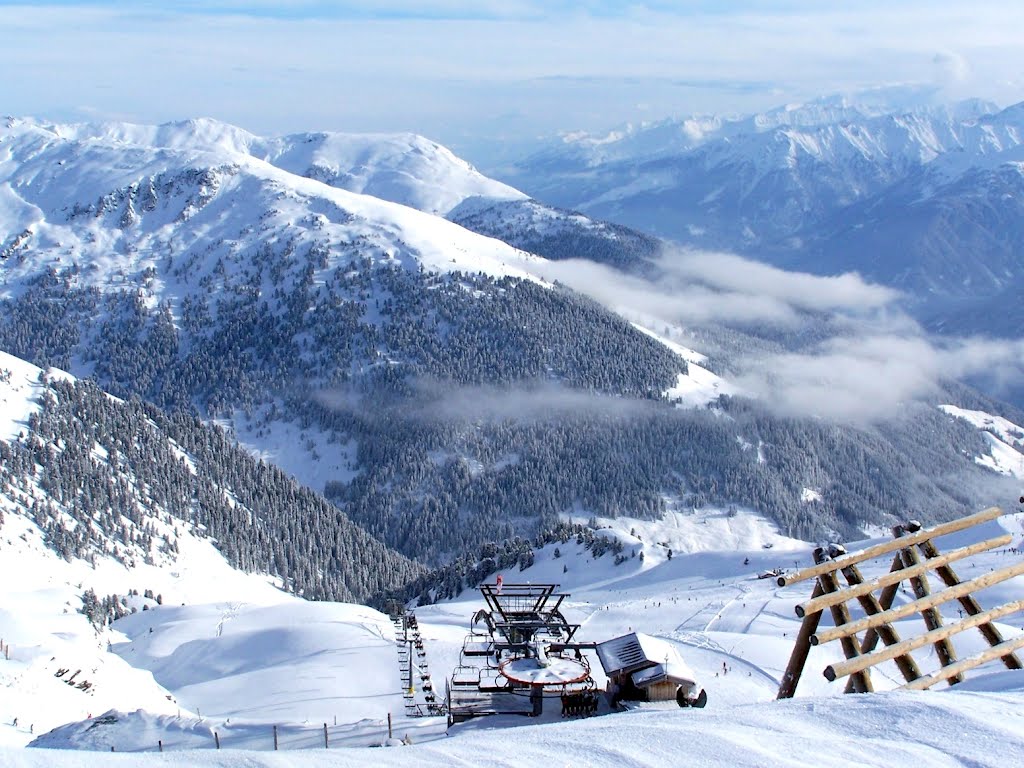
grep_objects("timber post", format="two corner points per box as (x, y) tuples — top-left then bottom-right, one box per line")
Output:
(894, 524), (960, 684)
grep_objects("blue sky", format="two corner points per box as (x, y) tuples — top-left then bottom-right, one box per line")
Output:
(6, 2), (811, 21)
(2, 2), (1022, 165)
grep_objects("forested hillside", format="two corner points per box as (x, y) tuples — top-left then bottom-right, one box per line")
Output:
(0, 361), (422, 601)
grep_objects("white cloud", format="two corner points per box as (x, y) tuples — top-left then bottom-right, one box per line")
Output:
(534, 248), (899, 328)
(532, 248), (1024, 423)
(316, 378), (655, 423)
(933, 51), (971, 86)
(734, 335), (1024, 423)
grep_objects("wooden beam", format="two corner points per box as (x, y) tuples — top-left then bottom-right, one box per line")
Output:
(811, 557), (1024, 646)
(777, 580), (825, 700)
(825, 598), (1024, 682)
(895, 532), (961, 684)
(901, 634), (1024, 691)
(819, 565), (872, 693)
(795, 534), (1010, 618)
(838, 561), (921, 685)
(778, 507), (1002, 587)
(844, 554), (905, 694)
(916, 537), (1024, 670)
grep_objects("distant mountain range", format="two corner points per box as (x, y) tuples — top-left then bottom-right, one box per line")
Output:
(1, 114), (1020, 572)
(500, 97), (1024, 337)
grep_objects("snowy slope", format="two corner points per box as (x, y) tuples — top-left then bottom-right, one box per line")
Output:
(0, 347), (428, 746)
(3, 117), (525, 216)
(0, 349), (291, 745)
(940, 405), (1024, 479)
(15, 682), (1024, 767)
(0, 349), (49, 440)
(109, 601), (401, 726)
(0, 497), (288, 748)
(0, 117), (545, 292)
(254, 131), (526, 215)
(4, 502), (1023, 763)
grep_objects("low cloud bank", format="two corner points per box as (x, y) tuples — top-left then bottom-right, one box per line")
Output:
(535, 247), (900, 328)
(316, 378), (657, 425)
(538, 247), (1024, 422)
(735, 335), (1024, 422)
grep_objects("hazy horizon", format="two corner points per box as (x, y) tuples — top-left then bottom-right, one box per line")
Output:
(3, 2), (1024, 166)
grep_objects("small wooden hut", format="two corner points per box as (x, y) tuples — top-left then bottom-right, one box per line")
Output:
(596, 632), (704, 705)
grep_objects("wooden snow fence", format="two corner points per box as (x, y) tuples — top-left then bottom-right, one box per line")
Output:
(776, 506), (1024, 699)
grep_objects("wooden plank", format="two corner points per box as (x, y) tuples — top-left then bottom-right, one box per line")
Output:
(811, 557), (1024, 646)
(812, 549), (872, 693)
(844, 554), (905, 694)
(776, 581), (825, 700)
(901, 634), (1024, 691)
(839, 562), (921, 685)
(916, 536), (1024, 670)
(795, 534), (1010, 618)
(896, 537), (961, 684)
(825, 598), (1024, 682)
(778, 507), (1002, 587)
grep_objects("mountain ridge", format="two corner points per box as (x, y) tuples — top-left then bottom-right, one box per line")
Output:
(1, 112), (1020, 563)
(499, 95), (1024, 344)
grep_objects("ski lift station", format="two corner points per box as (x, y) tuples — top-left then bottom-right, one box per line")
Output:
(445, 581), (706, 723)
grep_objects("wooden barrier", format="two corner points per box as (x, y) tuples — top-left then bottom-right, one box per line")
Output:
(825, 598), (1024, 681)
(810, 558), (1024, 647)
(777, 507), (1024, 699)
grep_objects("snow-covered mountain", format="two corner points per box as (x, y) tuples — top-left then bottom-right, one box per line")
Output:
(3, 117), (526, 216)
(0, 113), (1020, 566)
(0, 115), (660, 278)
(500, 96), (1024, 334)
(0, 116), (550, 286)
(502, 96), (1013, 244)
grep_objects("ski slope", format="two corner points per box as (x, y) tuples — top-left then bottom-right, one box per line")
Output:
(3, 501), (1022, 765)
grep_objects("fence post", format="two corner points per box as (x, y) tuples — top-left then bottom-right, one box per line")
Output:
(388, 712), (393, 739)
(273, 724), (278, 751)
(323, 722), (329, 749)
(215, 731), (220, 750)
